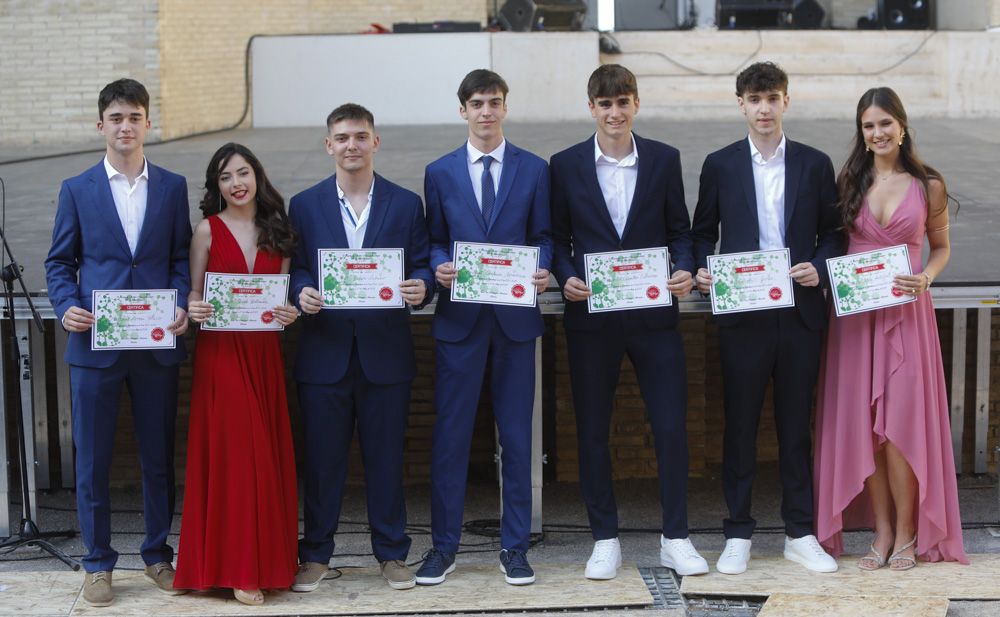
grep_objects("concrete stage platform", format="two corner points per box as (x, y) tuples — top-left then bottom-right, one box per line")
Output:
(0, 118), (998, 294)
(2, 473), (998, 616)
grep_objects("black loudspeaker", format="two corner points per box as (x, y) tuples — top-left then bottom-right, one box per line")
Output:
(614, 0), (679, 31)
(718, 1), (793, 29)
(879, 0), (932, 29)
(498, 0), (588, 32)
(792, 0), (825, 29)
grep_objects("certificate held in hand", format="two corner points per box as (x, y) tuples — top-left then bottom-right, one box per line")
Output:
(707, 249), (795, 315)
(826, 244), (915, 317)
(450, 241), (540, 307)
(318, 248), (405, 309)
(584, 247), (672, 313)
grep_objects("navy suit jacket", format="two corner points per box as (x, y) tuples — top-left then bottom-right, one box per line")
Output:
(44, 160), (192, 368)
(289, 173), (434, 385)
(550, 133), (695, 332)
(424, 141), (552, 343)
(690, 138), (844, 330)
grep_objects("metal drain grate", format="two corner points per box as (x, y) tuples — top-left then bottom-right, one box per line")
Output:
(638, 566), (685, 610)
(683, 596), (766, 616)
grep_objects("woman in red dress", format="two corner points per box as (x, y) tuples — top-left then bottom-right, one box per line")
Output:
(174, 143), (299, 604)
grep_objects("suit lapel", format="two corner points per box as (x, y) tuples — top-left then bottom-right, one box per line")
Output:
(783, 140), (801, 235)
(450, 147), (486, 234)
(736, 141), (760, 231)
(318, 175), (350, 248)
(620, 134), (648, 241)
(579, 138), (619, 239)
(489, 143), (519, 230)
(134, 164), (164, 257)
(89, 163), (132, 257)
(362, 174), (389, 248)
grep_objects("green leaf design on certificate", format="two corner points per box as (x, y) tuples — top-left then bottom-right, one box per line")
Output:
(457, 267), (472, 284)
(714, 279), (730, 298)
(591, 279), (607, 295)
(836, 281), (852, 300)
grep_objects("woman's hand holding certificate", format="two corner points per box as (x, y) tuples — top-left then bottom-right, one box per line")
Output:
(826, 245), (916, 317)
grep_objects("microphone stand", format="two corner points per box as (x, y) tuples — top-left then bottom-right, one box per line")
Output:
(0, 222), (79, 570)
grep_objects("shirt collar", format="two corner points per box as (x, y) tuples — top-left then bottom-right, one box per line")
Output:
(593, 133), (639, 166)
(748, 134), (786, 165)
(104, 156), (149, 181)
(336, 177), (375, 204)
(467, 139), (506, 165)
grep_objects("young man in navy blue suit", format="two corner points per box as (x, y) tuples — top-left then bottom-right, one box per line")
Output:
(416, 70), (552, 586)
(44, 79), (192, 606)
(288, 103), (434, 592)
(550, 64), (708, 580)
(691, 62), (843, 575)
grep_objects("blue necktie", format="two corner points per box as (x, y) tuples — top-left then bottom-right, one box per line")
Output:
(480, 155), (495, 228)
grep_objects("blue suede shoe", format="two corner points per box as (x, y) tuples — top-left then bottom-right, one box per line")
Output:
(415, 548), (456, 585)
(499, 549), (535, 585)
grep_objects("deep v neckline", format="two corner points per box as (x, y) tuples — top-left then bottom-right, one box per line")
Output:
(866, 177), (916, 230)
(215, 217), (259, 274)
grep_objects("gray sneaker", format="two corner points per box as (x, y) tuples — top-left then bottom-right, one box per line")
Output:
(292, 561), (330, 592)
(144, 562), (187, 595)
(82, 571), (113, 607)
(380, 560), (416, 590)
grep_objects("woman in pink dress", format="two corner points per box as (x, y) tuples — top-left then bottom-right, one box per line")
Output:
(174, 143), (300, 604)
(813, 87), (968, 570)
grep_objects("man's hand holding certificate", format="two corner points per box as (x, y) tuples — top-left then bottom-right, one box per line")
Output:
(706, 249), (795, 314)
(91, 289), (178, 350)
(826, 245), (916, 317)
(450, 241), (540, 307)
(583, 248), (672, 313)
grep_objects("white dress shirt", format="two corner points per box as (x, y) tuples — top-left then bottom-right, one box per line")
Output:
(104, 156), (149, 255)
(466, 140), (505, 209)
(594, 133), (639, 238)
(748, 134), (786, 250)
(338, 179), (374, 250)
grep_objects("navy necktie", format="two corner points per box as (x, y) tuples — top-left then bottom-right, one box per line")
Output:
(480, 155), (495, 227)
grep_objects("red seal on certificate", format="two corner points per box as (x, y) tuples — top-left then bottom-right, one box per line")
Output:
(646, 286), (660, 300)
(379, 287), (394, 301)
(511, 284), (526, 298)
(261, 311), (274, 324)
(891, 287), (903, 297)
(150, 327), (165, 342)
(769, 287), (783, 300)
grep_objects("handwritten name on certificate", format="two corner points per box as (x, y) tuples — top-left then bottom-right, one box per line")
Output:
(318, 249), (405, 309)
(827, 244), (915, 317)
(201, 273), (290, 331)
(91, 289), (177, 350)
(584, 248), (672, 313)
(451, 241), (539, 307)
(708, 249), (795, 314)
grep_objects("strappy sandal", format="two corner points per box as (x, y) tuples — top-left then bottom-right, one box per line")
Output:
(888, 536), (917, 571)
(857, 535), (891, 571)
(234, 588), (264, 605)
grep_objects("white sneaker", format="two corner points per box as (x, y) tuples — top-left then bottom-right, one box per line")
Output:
(660, 536), (709, 576)
(585, 538), (622, 580)
(716, 538), (752, 575)
(784, 535), (838, 573)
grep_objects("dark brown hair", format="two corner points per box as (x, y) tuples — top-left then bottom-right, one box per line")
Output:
(836, 87), (952, 231)
(457, 69), (509, 106)
(735, 62), (788, 98)
(200, 143), (296, 257)
(326, 103), (375, 131)
(587, 64), (638, 101)
(98, 78), (150, 119)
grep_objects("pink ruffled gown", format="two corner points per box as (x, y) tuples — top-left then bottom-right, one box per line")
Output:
(813, 177), (968, 564)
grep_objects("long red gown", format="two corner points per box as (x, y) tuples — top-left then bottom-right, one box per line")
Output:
(813, 178), (968, 564)
(174, 215), (299, 590)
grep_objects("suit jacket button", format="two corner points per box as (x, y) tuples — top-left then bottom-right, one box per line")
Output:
(132, 262), (137, 269)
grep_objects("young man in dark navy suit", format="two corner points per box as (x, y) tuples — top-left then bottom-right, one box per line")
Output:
(691, 62), (843, 575)
(45, 78), (192, 606)
(550, 64), (708, 580)
(288, 103), (434, 592)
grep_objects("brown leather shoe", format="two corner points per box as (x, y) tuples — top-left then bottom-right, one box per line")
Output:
(144, 562), (187, 595)
(380, 559), (416, 590)
(292, 561), (330, 592)
(82, 571), (113, 607)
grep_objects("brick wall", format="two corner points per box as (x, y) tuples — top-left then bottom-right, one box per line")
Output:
(0, 0), (162, 146)
(156, 0), (487, 139)
(0, 0), (487, 147)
